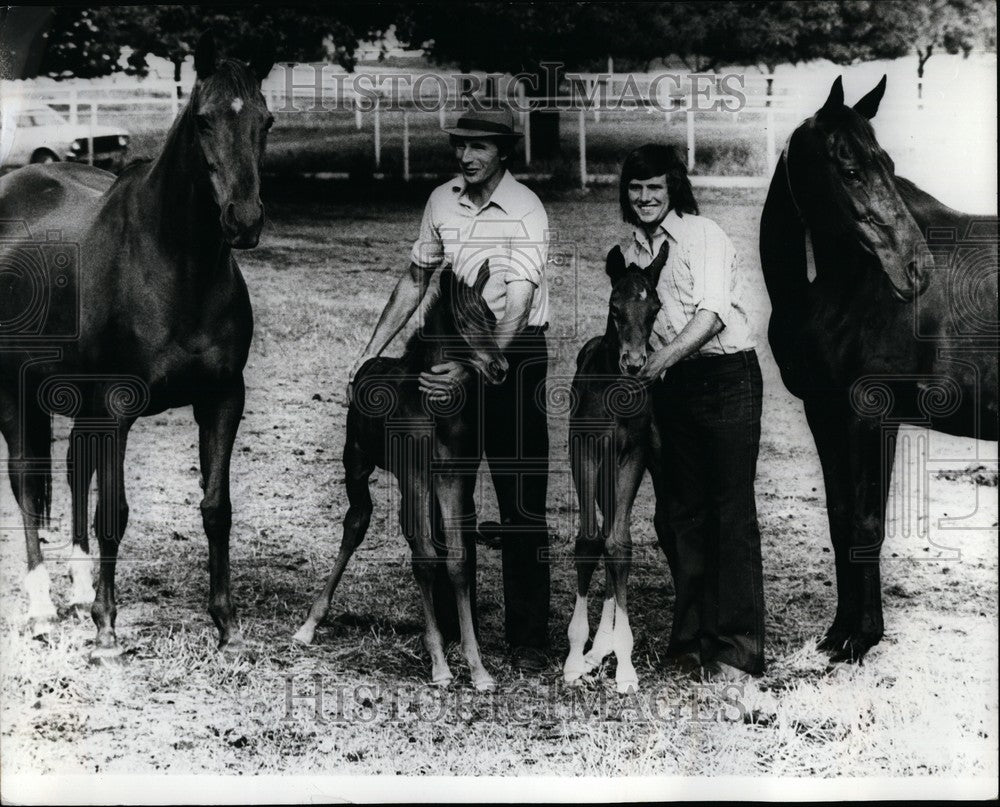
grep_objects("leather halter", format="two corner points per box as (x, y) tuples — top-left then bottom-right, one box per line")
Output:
(780, 135), (818, 285)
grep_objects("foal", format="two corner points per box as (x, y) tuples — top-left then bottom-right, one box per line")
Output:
(563, 242), (669, 693)
(294, 263), (507, 690)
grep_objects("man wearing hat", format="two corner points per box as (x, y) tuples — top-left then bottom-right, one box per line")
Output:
(347, 107), (552, 671)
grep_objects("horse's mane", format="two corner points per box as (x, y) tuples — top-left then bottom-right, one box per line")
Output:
(400, 285), (454, 371)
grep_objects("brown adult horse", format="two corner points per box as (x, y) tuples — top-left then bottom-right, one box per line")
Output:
(293, 263), (508, 690)
(760, 76), (998, 662)
(0, 32), (273, 657)
(562, 242), (668, 693)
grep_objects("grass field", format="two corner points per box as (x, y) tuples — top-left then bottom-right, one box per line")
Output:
(1, 181), (997, 784)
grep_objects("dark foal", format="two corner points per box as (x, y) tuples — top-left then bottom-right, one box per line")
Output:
(761, 76), (998, 662)
(294, 263), (508, 690)
(563, 242), (669, 693)
(0, 32), (273, 655)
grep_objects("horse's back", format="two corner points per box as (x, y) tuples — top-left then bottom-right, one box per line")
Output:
(0, 163), (113, 238)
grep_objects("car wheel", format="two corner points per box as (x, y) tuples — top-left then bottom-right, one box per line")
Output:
(30, 149), (58, 164)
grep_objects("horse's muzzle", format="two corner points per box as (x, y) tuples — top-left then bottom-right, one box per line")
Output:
(222, 201), (265, 249)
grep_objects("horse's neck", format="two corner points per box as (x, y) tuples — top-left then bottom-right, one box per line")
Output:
(144, 108), (228, 267)
(407, 304), (462, 371)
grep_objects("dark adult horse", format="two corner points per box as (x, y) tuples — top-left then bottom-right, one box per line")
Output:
(293, 263), (508, 690)
(0, 32), (274, 657)
(760, 76), (998, 662)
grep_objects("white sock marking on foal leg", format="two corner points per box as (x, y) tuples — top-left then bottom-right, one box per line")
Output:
(612, 604), (638, 694)
(584, 596), (615, 668)
(68, 544), (96, 608)
(564, 594), (590, 682)
(25, 565), (57, 631)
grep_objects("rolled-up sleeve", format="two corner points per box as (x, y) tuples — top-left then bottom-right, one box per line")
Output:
(499, 204), (548, 287)
(690, 218), (736, 325)
(409, 194), (444, 269)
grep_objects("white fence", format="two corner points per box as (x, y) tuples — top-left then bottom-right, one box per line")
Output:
(0, 67), (940, 186)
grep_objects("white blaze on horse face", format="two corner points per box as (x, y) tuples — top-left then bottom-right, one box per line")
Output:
(638, 289), (647, 300)
(231, 97), (244, 114)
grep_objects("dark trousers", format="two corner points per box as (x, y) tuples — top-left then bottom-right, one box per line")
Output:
(433, 329), (551, 649)
(652, 349), (765, 674)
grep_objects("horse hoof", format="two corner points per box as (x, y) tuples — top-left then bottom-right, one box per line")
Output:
(30, 617), (56, 638)
(89, 643), (125, 663)
(563, 662), (587, 683)
(219, 637), (245, 655)
(291, 625), (315, 645)
(616, 678), (639, 695)
(431, 672), (454, 688)
(473, 675), (496, 692)
(71, 603), (91, 622)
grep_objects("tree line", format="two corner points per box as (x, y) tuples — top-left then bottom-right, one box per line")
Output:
(1, 1), (994, 156)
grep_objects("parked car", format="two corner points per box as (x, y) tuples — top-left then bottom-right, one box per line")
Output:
(0, 104), (129, 172)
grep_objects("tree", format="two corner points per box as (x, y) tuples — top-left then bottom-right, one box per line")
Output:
(397, 2), (667, 159)
(863, 0), (994, 98)
(30, 5), (397, 82)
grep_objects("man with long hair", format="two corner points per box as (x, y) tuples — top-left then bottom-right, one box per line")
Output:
(620, 143), (765, 679)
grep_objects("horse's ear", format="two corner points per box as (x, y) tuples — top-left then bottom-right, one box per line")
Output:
(194, 30), (217, 81)
(645, 240), (670, 285)
(472, 259), (491, 297)
(853, 74), (887, 120)
(250, 34), (276, 83)
(820, 76), (844, 114)
(605, 246), (627, 285)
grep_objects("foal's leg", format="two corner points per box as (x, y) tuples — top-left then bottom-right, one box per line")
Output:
(293, 440), (375, 644)
(404, 471), (453, 686)
(606, 441), (646, 693)
(1, 391), (56, 635)
(90, 419), (133, 659)
(66, 419), (98, 615)
(584, 448), (617, 671)
(193, 381), (246, 651)
(436, 465), (494, 691)
(564, 426), (605, 682)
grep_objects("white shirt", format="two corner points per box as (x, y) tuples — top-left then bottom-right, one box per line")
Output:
(622, 209), (755, 355)
(410, 170), (550, 327)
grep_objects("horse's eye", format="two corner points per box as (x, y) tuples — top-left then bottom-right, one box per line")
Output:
(842, 168), (861, 183)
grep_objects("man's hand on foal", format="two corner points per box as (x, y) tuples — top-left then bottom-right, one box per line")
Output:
(419, 361), (470, 401)
(637, 348), (671, 382)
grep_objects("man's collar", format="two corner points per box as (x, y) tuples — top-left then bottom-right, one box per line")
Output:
(450, 169), (515, 214)
(632, 209), (683, 252)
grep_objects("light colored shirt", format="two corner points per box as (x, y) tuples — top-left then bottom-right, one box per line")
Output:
(622, 209), (755, 355)
(410, 170), (550, 327)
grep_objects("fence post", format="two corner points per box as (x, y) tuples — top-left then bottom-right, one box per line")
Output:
(373, 98), (381, 171)
(686, 109), (695, 172)
(355, 102), (362, 130)
(171, 82), (180, 119)
(88, 104), (96, 166)
(439, 104), (446, 129)
(403, 110), (410, 182)
(518, 82), (531, 166)
(578, 107), (587, 188)
(765, 106), (776, 175)
(69, 88), (79, 125)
